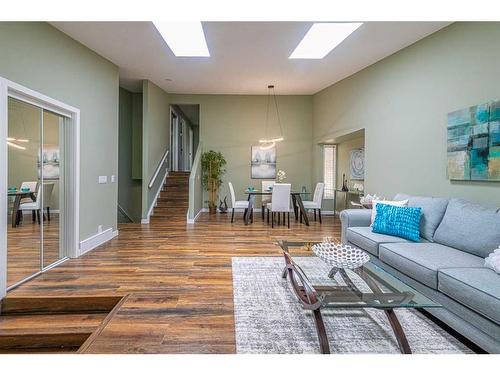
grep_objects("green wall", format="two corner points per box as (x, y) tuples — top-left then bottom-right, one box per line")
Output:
(313, 22), (500, 207)
(118, 88), (142, 222)
(170, 94), (314, 206)
(0, 22), (119, 239)
(142, 80), (170, 219)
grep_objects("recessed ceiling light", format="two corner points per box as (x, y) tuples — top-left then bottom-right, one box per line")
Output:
(289, 23), (363, 59)
(153, 21), (210, 57)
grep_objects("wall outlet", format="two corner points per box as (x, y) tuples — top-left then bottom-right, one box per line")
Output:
(98, 176), (108, 184)
(98, 225), (103, 233)
(111, 175), (116, 183)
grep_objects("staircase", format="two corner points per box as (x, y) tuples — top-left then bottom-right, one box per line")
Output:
(0, 296), (123, 353)
(151, 171), (190, 221)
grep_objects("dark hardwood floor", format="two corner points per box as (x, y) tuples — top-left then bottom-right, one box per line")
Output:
(8, 212), (340, 353)
(7, 214), (62, 286)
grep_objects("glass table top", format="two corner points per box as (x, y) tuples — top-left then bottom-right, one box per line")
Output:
(277, 240), (441, 310)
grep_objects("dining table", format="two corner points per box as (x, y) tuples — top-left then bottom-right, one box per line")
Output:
(8, 189), (36, 228)
(243, 190), (311, 226)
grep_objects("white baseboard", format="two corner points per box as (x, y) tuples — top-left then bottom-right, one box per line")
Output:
(199, 208), (338, 216)
(11, 209), (61, 214)
(142, 169), (168, 224)
(79, 228), (119, 256)
(320, 210), (337, 216)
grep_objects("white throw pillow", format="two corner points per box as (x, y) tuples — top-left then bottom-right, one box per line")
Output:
(371, 199), (409, 226)
(485, 248), (500, 274)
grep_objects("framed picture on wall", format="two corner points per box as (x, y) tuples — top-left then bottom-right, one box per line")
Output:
(38, 146), (60, 180)
(350, 148), (365, 180)
(251, 145), (276, 179)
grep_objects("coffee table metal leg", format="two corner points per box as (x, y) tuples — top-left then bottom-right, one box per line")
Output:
(385, 309), (411, 354)
(353, 268), (412, 354)
(313, 309), (331, 354)
(281, 266), (288, 279)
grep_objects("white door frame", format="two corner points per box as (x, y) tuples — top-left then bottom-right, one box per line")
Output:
(170, 108), (179, 171)
(0, 77), (80, 299)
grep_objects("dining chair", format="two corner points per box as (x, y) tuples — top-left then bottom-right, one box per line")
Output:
(19, 181), (38, 204)
(266, 183), (292, 228)
(15, 181), (38, 224)
(19, 184), (43, 224)
(261, 180), (275, 221)
(42, 182), (55, 221)
(228, 182), (250, 223)
(301, 182), (325, 223)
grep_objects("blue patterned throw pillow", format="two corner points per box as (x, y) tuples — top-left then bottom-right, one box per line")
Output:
(372, 203), (422, 242)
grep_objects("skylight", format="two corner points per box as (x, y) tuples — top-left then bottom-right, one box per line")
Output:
(153, 21), (210, 57)
(289, 23), (363, 59)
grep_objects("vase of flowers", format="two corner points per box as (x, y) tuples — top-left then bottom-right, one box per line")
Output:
(276, 170), (286, 183)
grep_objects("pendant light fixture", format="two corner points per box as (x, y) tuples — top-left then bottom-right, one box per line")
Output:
(259, 85), (284, 150)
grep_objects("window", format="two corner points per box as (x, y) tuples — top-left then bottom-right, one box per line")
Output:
(323, 145), (336, 199)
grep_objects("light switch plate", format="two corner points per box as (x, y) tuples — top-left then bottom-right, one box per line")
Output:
(98, 176), (108, 184)
(111, 175), (116, 183)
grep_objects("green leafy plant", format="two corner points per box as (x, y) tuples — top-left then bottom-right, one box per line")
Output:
(201, 150), (227, 213)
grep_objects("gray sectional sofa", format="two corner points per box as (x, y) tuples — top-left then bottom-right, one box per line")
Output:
(340, 194), (500, 353)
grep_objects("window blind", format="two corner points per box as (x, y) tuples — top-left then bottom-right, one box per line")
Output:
(323, 145), (336, 199)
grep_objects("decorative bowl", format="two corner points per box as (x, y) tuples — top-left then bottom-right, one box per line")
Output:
(311, 242), (370, 269)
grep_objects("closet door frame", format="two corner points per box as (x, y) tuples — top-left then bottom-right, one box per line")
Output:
(0, 77), (80, 299)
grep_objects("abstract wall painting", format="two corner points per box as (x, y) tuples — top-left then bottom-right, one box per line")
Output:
(350, 148), (365, 180)
(447, 100), (500, 181)
(251, 145), (276, 179)
(38, 146), (60, 180)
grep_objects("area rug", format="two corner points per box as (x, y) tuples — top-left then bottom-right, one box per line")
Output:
(232, 256), (473, 354)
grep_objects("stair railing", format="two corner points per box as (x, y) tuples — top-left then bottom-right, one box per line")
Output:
(187, 142), (203, 223)
(148, 149), (169, 189)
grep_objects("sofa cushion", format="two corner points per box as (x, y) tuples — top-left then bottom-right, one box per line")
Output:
(346, 227), (409, 256)
(379, 242), (484, 289)
(433, 198), (500, 258)
(438, 268), (500, 325)
(394, 193), (448, 242)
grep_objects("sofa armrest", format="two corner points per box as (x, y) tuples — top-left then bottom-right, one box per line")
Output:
(339, 209), (372, 244)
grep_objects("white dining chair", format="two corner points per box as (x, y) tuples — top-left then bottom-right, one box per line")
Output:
(15, 181), (38, 224)
(228, 182), (250, 223)
(302, 182), (325, 223)
(261, 180), (275, 221)
(42, 182), (55, 221)
(266, 183), (292, 228)
(19, 181), (38, 204)
(19, 183), (43, 224)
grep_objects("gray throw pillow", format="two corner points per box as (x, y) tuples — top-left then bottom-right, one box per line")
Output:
(394, 193), (448, 242)
(433, 198), (500, 258)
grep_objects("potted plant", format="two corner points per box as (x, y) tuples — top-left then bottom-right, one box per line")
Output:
(201, 150), (227, 214)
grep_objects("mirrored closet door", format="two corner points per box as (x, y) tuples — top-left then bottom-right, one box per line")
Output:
(6, 97), (67, 289)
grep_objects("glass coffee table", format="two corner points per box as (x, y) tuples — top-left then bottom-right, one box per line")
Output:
(277, 240), (442, 354)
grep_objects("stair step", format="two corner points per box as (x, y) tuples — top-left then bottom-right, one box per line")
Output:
(1, 296), (123, 315)
(153, 208), (187, 217)
(150, 171), (191, 221)
(0, 313), (107, 352)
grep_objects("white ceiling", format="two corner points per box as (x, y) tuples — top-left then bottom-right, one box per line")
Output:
(51, 22), (450, 95)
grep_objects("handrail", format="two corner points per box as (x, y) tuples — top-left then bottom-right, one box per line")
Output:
(148, 149), (169, 189)
(187, 142), (203, 222)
